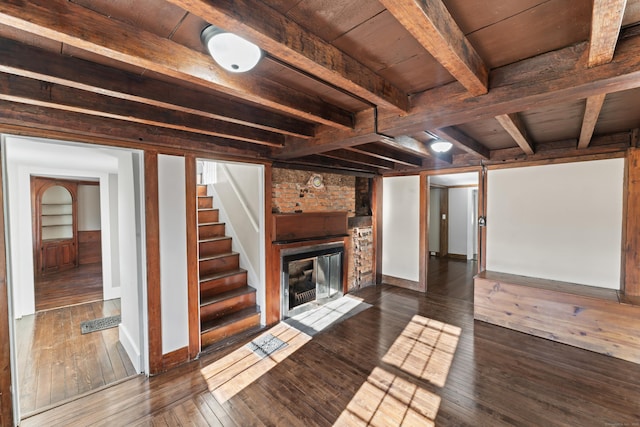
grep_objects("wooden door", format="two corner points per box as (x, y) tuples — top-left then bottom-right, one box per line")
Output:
(32, 177), (78, 276)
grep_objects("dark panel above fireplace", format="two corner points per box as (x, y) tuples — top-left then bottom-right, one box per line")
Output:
(272, 211), (348, 243)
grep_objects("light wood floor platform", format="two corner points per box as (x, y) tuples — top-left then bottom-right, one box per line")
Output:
(16, 299), (136, 417)
(21, 260), (640, 426)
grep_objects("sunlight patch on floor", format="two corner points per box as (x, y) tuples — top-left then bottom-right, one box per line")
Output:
(284, 295), (372, 336)
(382, 315), (461, 387)
(334, 367), (441, 426)
(199, 323), (311, 403)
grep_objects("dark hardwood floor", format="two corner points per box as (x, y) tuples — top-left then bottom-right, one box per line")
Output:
(21, 259), (640, 426)
(35, 263), (103, 312)
(16, 299), (136, 417)
(426, 256), (477, 302)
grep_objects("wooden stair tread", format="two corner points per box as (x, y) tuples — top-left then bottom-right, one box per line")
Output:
(200, 267), (246, 281)
(201, 306), (260, 333)
(198, 222), (225, 226)
(200, 286), (256, 306)
(200, 268), (247, 283)
(199, 252), (237, 262)
(199, 236), (231, 243)
(198, 208), (217, 211)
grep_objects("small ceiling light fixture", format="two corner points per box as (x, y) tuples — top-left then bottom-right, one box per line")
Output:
(430, 140), (453, 153)
(201, 25), (262, 73)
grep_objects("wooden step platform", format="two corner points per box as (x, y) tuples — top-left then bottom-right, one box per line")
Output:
(474, 270), (640, 364)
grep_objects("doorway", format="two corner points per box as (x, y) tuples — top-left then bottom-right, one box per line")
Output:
(3, 135), (148, 422)
(428, 172), (479, 261)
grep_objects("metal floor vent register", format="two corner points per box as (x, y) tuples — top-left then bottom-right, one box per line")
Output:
(247, 333), (288, 358)
(80, 315), (121, 334)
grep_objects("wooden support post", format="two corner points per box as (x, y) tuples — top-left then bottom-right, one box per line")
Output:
(419, 172), (428, 292)
(144, 150), (163, 374)
(373, 176), (383, 284)
(0, 148), (14, 427)
(625, 148), (640, 296)
(184, 154), (200, 358)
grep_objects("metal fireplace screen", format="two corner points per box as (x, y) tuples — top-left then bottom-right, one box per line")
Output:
(282, 245), (344, 318)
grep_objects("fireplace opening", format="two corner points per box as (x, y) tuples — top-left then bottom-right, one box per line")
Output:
(282, 244), (344, 318)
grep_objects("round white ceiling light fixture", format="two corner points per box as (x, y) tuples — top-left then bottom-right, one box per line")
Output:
(430, 140), (453, 153)
(201, 25), (263, 73)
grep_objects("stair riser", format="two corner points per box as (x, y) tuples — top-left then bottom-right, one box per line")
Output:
(199, 254), (239, 276)
(197, 185), (208, 197)
(198, 224), (225, 239)
(201, 271), (248, 297)
(199, 238), (232, 258)
(198, 209), (219, 223)
(200, 292), (256, 323)
(201, 313), (260, 348)
(198, 197), (213, 209)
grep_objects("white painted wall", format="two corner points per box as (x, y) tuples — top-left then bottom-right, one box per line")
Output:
(429, 188), (440, 253)
(114, 150), (143, 371)
(205, 161), (266, 325)
(78, 184), (101, 231)
(487, 159), (624, 289)
(382, 175), (420, 282)
(157, 155), (189, 354)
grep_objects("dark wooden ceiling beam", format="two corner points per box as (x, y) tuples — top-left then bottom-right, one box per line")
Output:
(276, 110), (378, 159)
(0, 100), (270, 158)
(0, 37), (314, 139)
(293, 35), (640, 158)
(380, 35), (640, 135)
(495, 114), (535, 155)
(165, 0), (409, 112)
(578, 93), (607, 149)
(453, 132), (629, 167)
(0, 73), (284, 147)
(588, 0), (627, 66)
(0, 0), (353, 129)
(291, 155), (379, 174)
(348, 144), (423, 167)
(320, 149), (395, 170)
(431, 127), (490, 159)
(0, 38), (314, 139)
(379, 0), (488, 96)
(578, 0), (626, 149)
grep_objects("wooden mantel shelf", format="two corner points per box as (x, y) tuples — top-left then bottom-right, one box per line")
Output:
(272, 211), (348, 243)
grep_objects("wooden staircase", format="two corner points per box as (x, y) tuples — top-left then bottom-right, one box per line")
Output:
(197, 184), (260, 349)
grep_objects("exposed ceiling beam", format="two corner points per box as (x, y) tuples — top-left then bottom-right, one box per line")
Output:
(379, 0), (488, 96)
(0, 37), (315, 139)
(165, 0), (409, 112)
(0, 73), (284, 147)
(292, 155), (379, 174)
(0, 100), (270, 158)
(453, 132), (629, 166)
(431, 127), (490, 159)
(578, 94), (607, 149)
(588, 0), (627, 67)
(381, 35), (640, 135)
(348, 144), (423, 167)
(0, 0), (353, 129)
(295, 35), (640, 157)
(578, 0), (626, 149)
(495, 114), (534, 155)
(276, 110), (377, 159)
(320, 149), (395, 170)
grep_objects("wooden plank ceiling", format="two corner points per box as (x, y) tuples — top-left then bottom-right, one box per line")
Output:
(0, 0), (640, 174)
